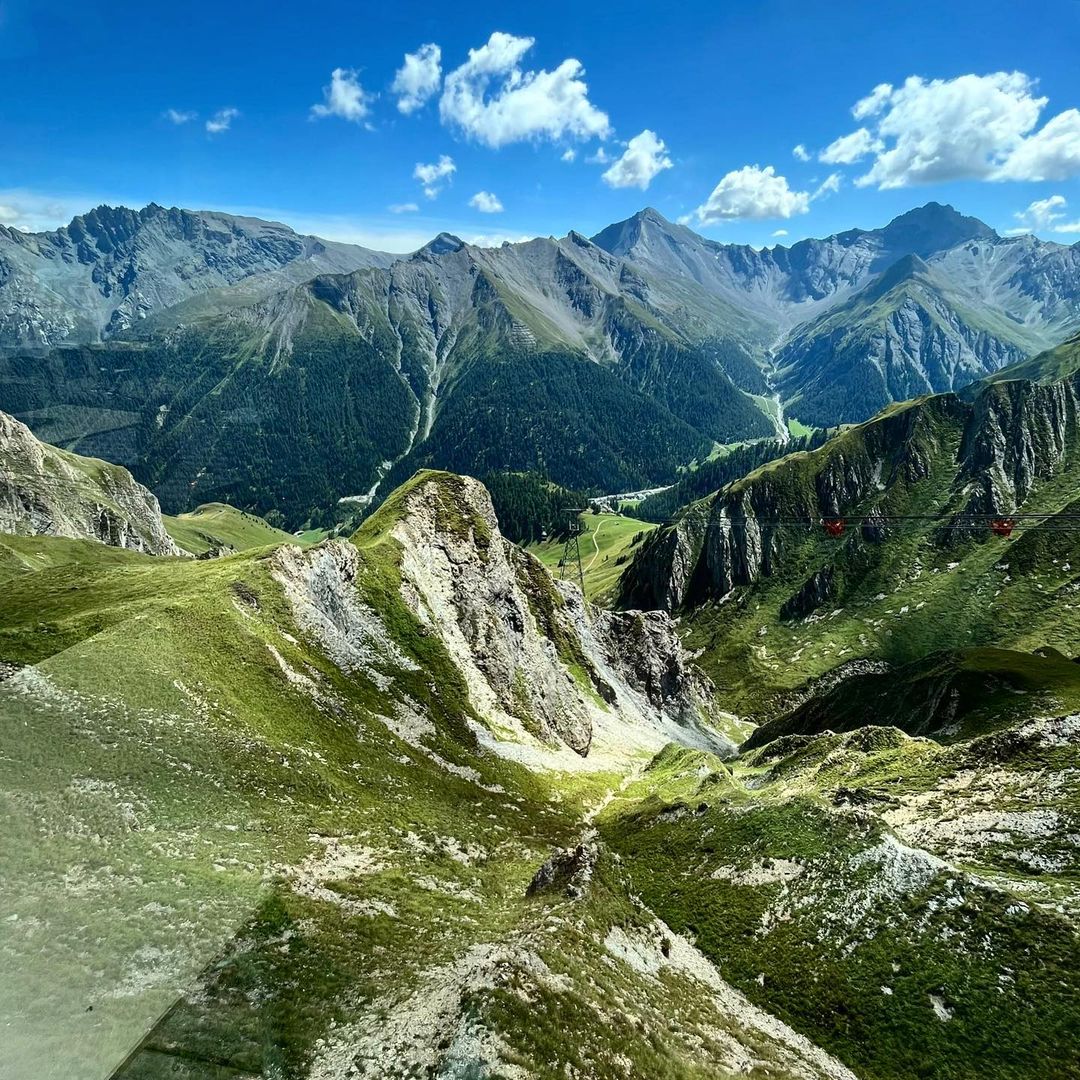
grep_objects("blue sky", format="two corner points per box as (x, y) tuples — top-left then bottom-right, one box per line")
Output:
(1, 0), (1079, 250)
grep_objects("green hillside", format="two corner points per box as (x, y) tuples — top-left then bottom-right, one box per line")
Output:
(163, 502), (306, 554)
(3, 464), (1080, 1079)
(527, 510), (655, 602)
(621, 372), (1080, 719)
(979, 330), (1080, 387)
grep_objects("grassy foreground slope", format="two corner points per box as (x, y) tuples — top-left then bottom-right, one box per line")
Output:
(0, 471), (854, 1080)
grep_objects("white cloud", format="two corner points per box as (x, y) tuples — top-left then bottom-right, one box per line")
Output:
(392, 44), (442, 114)
(389, 202), (419, 214)
(601, 129), (673, 190)
(205, 108), (239, 134)
(0, 189), (109, 232)
(792, 144), (810, 162)
(852, 82), (894, 120)
(414, 155), (456, 198)
(819, 127), (881, 164)
(311, 68), (373, 123)
(464, 231), (536, 248)
(561, 148), (577, 162)
(586, 147), (612, 164)
(439, 32), (611, 147)
(812, 172), (842, 199)
(1011, 194), (1080, 234)
(691, 165), (810, 224)
(164, 108), (196, 125)
(994, 108), (1080, 181)
(469, 190), (504, 213)
(772, 229), (789, 237)
(828, 72), (1080, 188)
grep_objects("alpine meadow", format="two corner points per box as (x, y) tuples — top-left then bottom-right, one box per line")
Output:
(4, 4), (1080, 1079)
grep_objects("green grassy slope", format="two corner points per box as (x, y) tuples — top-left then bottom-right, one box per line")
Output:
(527, 511), (655, 603)
(163, 502), (304, 554)
(622, 377), (1080, 719)
(979, 330), (1080, 387)
(0, 534), (569, 1077)
(599, 729), (1080, 1080)
(0, 475), (827, 1080)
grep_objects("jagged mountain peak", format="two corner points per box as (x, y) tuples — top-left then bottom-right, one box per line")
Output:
(878, 201), (997, 254)
(0, 202), (395, 346)
(418, 231), (467, 256)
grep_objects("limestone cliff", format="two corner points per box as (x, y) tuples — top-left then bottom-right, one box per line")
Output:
(0, 409), (180, 555)
(272, 470), (731, 761)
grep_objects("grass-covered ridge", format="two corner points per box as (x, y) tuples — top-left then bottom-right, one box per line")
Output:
(621, 371), (1080, 719)
(3, 467), (799, 1078)
(163, 502), (306, 554)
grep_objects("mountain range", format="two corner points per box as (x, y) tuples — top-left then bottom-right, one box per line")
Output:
(1, 200), (1079, 526)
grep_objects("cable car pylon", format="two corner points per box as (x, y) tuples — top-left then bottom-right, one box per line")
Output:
(558, 508), (588, 593)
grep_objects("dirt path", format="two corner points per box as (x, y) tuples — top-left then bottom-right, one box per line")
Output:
(585, 518), (609, 572)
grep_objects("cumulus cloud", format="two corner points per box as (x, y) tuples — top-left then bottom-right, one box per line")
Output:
(205, 108), (239, 134)
(389, 202), (419, 213)
(691, 165), (810, 224)
(601, 129), (673, 190)
(311, 68), (373, 123)
(825, 72), (1080, 188)
(439, 32), (611, 147)
(164, 108), (197, 125)
(469, 190), (504, 213)
(414, 155), (456, 198)
(819, 127), (881, 165)
(994, 108), (1080, 181)
(1011, 194), (1080, 234)
(561, 148), (577, 162)
(852, 82), (894, 120)
(792, 144), (810, 162)
(812, 172), (842, 199)
(586, 147), (612, 165)
(392, 44), (442, 114)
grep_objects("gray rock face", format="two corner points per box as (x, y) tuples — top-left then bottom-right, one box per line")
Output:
(618, 370), (1080, 613)
(271, 471), (724, 759)
(0, 409), (180, 554)
(0, 203), (395, 346)
(959, 375), (1080, 512)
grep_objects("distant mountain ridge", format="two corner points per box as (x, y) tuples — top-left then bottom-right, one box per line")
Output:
(592, 202), (1080, 423)
(0, 202), (394, 346)
(1, 199), (1079, 524)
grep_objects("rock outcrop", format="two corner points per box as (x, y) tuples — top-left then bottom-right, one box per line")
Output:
(0, 410), (180, 555)
(387, 472), (726, 757)
(620, 370), (1080, 615)
(272, 470), (728, 761)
